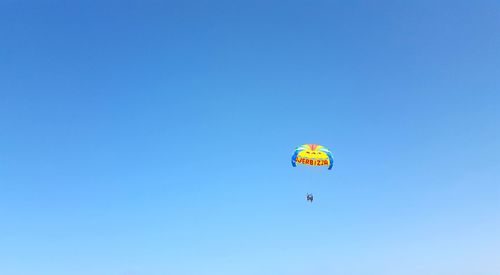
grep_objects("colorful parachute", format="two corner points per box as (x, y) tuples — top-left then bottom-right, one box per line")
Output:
(291, 144), (333, 170)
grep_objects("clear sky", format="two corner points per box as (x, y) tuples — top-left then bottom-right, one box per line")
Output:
(1, 1), (499, 274)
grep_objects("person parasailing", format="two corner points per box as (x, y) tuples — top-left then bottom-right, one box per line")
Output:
(291, 144), (334, 203)
(306, 193), (314, 203)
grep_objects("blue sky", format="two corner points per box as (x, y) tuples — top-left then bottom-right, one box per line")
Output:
(1, 1), (499, 274)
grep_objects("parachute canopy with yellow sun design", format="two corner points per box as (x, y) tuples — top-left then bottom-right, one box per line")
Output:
(291, 144), (334, 170)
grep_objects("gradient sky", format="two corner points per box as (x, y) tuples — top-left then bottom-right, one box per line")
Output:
(1, 1), (499, 275)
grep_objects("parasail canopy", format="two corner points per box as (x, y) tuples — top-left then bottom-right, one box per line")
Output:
(291, 144), (333, 170)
